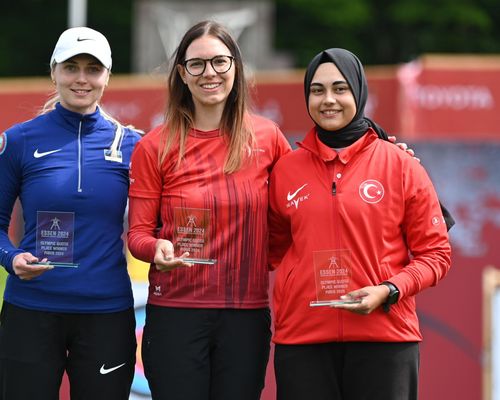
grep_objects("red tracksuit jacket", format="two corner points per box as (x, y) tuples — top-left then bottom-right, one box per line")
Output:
(128, 114), (291, 308)
(268, 127), (451, 344)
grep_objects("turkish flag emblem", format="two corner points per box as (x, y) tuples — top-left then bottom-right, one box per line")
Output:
(359, 180), (385, 204)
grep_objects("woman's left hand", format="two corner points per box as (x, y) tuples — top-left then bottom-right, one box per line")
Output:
(331, 285), (390, 314)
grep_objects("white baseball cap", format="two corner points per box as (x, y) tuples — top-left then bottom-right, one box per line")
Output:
(50, 27), (112, 69)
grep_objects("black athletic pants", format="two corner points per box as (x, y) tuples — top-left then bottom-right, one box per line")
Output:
(0, 302), (136, 400)
(275, 341), (419, 400)
(141, 305), (271, 400)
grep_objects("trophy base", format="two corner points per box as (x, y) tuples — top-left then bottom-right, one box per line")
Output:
(181, 258), (217, 265)
(310, 299), (361, 307)
(29, 262), (79, 268)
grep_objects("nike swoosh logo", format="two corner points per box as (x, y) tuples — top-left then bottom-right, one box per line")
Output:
(77, 37), (92, 42)
(287, 183), (308, 201)
(99, 363), (126, 375)
(34, 149), (62, 158)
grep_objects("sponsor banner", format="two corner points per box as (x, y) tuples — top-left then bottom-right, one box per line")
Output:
(397, 57), (500, 139)
(2, 57), (499, 140)
(0, 58), (492, 141)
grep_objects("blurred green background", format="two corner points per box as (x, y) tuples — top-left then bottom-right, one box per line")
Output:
(1, 0), (500, 77)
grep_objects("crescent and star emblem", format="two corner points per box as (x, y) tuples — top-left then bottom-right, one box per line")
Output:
(359, 180), (384, 204)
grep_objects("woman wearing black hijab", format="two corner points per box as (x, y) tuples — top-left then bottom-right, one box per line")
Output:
(267, 48), (452, 400)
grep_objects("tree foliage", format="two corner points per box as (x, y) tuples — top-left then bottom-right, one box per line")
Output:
(0, 0), (132, 77)
(275, 0), (500, 66)
(1, 0), (500, 77)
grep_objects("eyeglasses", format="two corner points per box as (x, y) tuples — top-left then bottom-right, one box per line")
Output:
(182, 55), (234, 76)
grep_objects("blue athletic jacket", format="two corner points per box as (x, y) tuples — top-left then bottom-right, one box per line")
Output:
(0, 103), (141, 313)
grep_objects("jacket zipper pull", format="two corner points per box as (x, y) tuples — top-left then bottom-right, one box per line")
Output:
(332, 181), (337, 196)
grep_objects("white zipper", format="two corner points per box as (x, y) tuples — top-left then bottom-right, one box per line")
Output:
(77, 120), (83, 192)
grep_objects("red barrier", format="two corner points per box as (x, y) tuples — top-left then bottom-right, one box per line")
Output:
(397, 55), (500, 140)
(3, 54), (500, 141)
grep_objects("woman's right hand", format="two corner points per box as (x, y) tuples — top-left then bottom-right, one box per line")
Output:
(12, 252), (52, 280)
(153, 239), (193, 272)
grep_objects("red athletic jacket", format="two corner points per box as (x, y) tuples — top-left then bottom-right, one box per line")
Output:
(128, 114), (291, 308)
(268, 128), (451, 344)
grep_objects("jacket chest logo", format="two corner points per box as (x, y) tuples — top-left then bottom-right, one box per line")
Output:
(0, 132), (6, 155)
(359, 180), (384, 204)
(286, 183), (310, 209)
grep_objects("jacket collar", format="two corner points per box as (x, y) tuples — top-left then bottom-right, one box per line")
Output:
(298, 126), (379, 164)
(52, 102), (106, 133)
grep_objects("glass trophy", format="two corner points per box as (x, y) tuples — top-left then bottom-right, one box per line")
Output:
(173, 207), (216, 265)
(35, 211), (79, 268)
(309, 249), (359, 307)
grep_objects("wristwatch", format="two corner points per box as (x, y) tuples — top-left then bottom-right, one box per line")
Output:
(379, 281), (400, 313)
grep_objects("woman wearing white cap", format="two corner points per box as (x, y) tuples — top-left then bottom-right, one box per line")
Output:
(0, 27), (140, 399)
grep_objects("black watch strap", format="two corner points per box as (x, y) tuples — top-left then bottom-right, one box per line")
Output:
(379, 281), (400, 313)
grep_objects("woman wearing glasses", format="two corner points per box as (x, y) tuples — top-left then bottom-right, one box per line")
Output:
(127, 20), (291, 400)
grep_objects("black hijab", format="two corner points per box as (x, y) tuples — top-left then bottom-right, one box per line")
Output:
(304, 48), (455, 231)
(304, 48), (389, 148)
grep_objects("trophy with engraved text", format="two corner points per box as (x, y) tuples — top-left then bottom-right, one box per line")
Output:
(33, 211), (79, 268)
(173, 207), (216, 265)
(310, 249), (359, 307)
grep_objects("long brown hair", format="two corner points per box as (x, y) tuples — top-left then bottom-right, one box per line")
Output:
(160, 20), (255, 174)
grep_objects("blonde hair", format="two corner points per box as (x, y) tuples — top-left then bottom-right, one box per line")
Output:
(160, 20), (255, 174)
